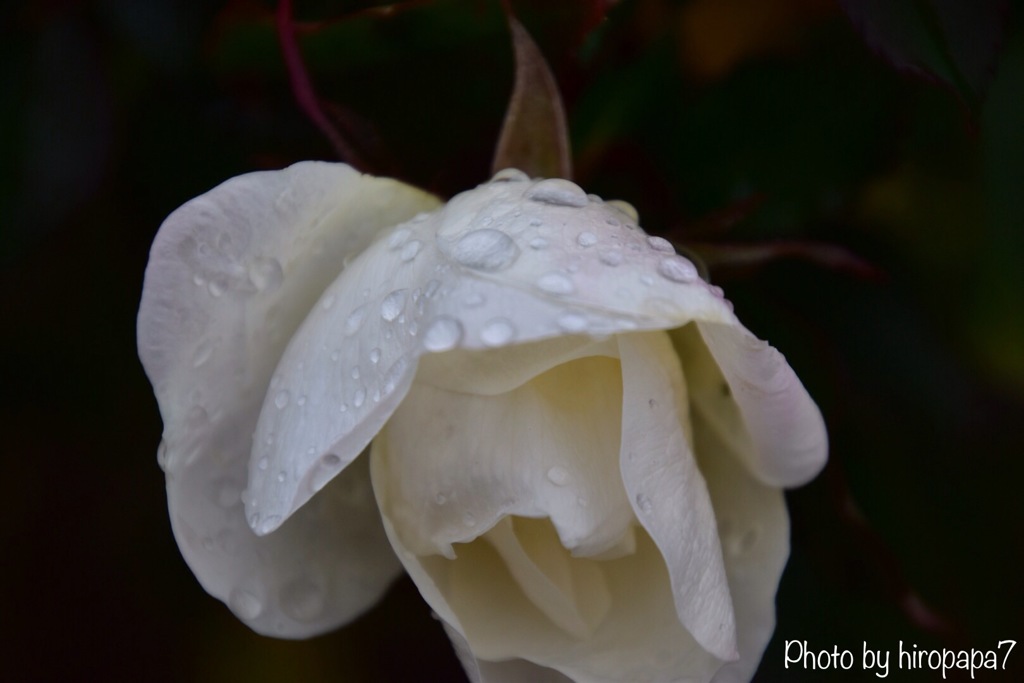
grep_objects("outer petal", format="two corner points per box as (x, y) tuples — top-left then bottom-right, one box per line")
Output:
(249, 171), (734, 532)
(137, 162), (440, 636)
(689, 323), (828, 487)
(617, 332), (738, 662)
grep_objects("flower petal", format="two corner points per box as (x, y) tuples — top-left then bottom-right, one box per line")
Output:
(249, 172), (735, 531)
(373, 347), (633, 560)
(617, 332), (738, 662)
(689, 322), (828, 487)
(137, 161), (438, 636)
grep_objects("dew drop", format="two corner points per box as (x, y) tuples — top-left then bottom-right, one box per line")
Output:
(599, 249), (624, 267)
(344, 305), (368, 337)
(353, 387), (366, 408)
(257, 514), (281, 535)
(536, 272), (575, 295)
(423, 316), (464, 352)
(229, 589), (263, 620)
(274, 390), (290, 409)
(647, 236), (675, 253)
(491, 168), (530, 183)
(321, 293), (336, 310)
(658, 256), (698, 283)
(526, 178), (588, 207)
(576, 231), (598, 247)
(381, 290), (407, 322)
(296, 395), (306, 407)
(312, 453), (342, 492)
(257, 457), (269, 471)
(351, 366), (361, 380)
(529, 237), (549, 250)
(276, 471), (287, 483)
(369, 347), (382, 364)
(480, 318), (516, 347)
(463, 291), (486, 308)
(208, 276), (228, 298)
(557, 312), (588, 333)
(248, 257), (284, 292)
(449, 229), (520, 272)
(462, 512), (477, 527)
(280, 578), (325, 622)
(435, 491), (449, 505)
(546, 466), (570, 486)
(635, 493), (653, 514)
(424, 279), (442, 298)
(387, 227), (412, 249)
(330, 350), (340, 362)
(401, 239), (423, 262)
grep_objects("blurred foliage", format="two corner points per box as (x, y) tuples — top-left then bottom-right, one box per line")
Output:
(2, 0), (1022, 681)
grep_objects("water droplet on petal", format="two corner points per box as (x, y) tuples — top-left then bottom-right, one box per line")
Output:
(369, 347), (381, 364)
(381, 290), (407, 322)
(280, 578), (325, 622)
(526, 178), (588, 207)
(536, 272), (575, 295)
(208, 276), (228, 298)
(321, 293), (336, 310)
(463, 292), (486, 308)
(229, 589), (263, 620)
(435, 492), (448, 505)
(658, 255), (698, 283)
(481, 318), (516, 347)
(388, 227), (412, 250)
(312, 453), (342, 492)
(277, 471), (287, 483)
(647, 236), (675, 253)
(353, 387), (366, 408)
(401, 239), (423, 262)
(546, 466), (570, 486)
(635, 493), (653, 514)
(257, 514), (281, 535)
(351, 366), (361, 380)
(257, 457), (269, 471)
(577, 231), (597, 247)
(450, 229), (520, 272)
(248, 257), (284, 292)
(599, 249), (624, 267)
(491, 168), (530, 183)
(529, 237), (549, 250)
(557, 312), (588, 333)
(423, 316), (464, 352)
(274, 390), (290, 409)
(345, 305), (368, 337)
(462, 512), (477, 527)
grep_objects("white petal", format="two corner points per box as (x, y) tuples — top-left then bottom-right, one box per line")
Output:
(617, 332), (738, 661)
(373, 348), (633, 560)
(692, 322), (828, 487)
(692, 408), (789, 683)
(137, 162), (438, 636)
(249, 173), (734, 531)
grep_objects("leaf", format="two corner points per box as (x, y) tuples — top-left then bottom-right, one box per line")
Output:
(838, 0), (1008, 112)
(492, 17), (573, 180)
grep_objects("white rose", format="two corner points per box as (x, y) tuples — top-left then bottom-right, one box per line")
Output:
(138, 162), (827, 682)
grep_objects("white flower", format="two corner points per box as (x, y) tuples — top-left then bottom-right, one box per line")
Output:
(138, 162), (827, 682)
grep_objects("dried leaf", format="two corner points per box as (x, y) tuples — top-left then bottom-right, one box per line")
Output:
(492, 17), (573, 180)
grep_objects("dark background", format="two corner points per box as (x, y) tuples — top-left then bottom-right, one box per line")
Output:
(2, 0), (1022, 681)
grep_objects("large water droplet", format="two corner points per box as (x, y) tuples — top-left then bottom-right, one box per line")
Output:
(344, 305), (368, 337)
(312, 453), (343, 492)
(450, 229), (520, 272)
(423, 316), (464, 352)
(274, 390), (290, 409)
(647, 236), (675, 253)
(401, 239), (423, 262)
(491, 168), (530, 183)
(658, 256), (698, 283)
(526, 178), (588, 207)
(381, 290), (407, 322)
(577, 231), (598, 247)
(280, 578), (325, 622)
(248, 257), (284, 292)
(536, 272), (575, 295)
(229, 588), (263, 620)
(546, 466), (570, 486)
(480, 318), (516, 347)
(607, 199), (639, 222)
